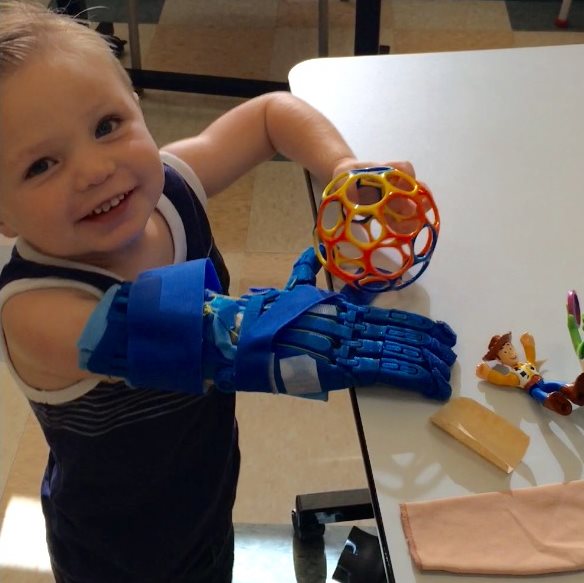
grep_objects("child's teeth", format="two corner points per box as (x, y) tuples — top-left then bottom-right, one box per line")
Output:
(93, 192), (126, 216)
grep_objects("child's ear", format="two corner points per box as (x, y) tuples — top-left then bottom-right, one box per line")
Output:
(133, 91), (140, 103)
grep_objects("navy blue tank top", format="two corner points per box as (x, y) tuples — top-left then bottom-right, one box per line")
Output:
(0, 164), (239, 582)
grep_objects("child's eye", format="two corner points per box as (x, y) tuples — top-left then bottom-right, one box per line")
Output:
(25, 158), (56, 179)
(95, 116), (121, 139)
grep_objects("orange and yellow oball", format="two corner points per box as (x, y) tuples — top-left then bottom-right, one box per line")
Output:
(314, 166), (440, 292)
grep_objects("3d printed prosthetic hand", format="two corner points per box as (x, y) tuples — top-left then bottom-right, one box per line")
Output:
(79, 259), (456, 400)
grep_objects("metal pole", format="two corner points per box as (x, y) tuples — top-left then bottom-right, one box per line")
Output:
(127, 0), (142, 70)
(318, 0), (329, 57)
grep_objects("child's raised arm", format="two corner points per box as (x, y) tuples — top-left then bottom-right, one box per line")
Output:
(161, 92), (400, 196)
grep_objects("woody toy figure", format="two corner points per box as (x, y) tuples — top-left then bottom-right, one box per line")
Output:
(476, 332), (584, 415)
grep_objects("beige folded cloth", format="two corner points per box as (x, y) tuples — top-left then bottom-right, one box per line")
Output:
(400, 480), (584, 575)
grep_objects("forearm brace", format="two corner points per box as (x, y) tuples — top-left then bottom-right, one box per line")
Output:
(79, 259), (457, 399)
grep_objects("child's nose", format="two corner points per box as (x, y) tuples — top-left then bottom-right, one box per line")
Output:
(75, 155), (116, 191)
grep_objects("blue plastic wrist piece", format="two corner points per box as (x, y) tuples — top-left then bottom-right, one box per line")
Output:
(79, 259), (222, 393)
(234, 285), (338, 391)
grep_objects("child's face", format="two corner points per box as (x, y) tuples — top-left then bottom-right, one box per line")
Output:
(0, 49), (164, 264)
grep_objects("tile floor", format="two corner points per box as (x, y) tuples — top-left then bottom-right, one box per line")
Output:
(1, 0), (583, 581)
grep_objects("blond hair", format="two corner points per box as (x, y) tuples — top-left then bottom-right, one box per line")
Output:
(0, 0), (132, 90)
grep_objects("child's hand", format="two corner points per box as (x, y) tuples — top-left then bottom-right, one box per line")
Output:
(329, 160), (431, 235)
(332, 158), (416, 182)
(329, 159), (416, 206)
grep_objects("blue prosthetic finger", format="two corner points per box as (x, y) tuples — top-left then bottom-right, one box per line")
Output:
(285, 246), (379, 306)
(277, 332), (452, 384)
(232, 289), (456, 399)
(275, 325), (452, 397)
(281, 317), (452, 377)
(272, 341), (451, 401)
(347, 355), (452, 400)
(78, 259), (222, 393)
(285, 246), (323, 289)
(288, 308), (456, 366)
(362, 325), (456, 366)
(340, 303), (457, 348)
(327, 301), (449, 368)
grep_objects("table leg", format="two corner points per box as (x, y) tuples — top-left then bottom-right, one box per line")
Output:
(127, 0), (142, 70)
(354, 0), (382, 55)
(299, 170), (395, 582)
(318, 0), (329, 57)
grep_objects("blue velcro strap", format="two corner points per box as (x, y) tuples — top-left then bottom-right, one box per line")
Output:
(78, 284), (123, 371)
(126, 259), (221, 392)
(234, 285), (338, 391)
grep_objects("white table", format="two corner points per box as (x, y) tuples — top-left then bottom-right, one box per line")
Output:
(289, 44), (584, 582)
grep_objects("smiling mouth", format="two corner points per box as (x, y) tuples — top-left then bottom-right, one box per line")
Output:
(85, 189), (133, 219)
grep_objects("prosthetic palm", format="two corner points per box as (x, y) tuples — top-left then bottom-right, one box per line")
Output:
(79, 253), (456, 400)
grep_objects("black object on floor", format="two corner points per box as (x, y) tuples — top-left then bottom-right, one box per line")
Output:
(333, 527), (386, 583)
(232, 523), (379, 582)
(291, 489), (374, 542)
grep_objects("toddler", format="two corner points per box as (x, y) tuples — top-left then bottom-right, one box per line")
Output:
(0, 2), (436, 582)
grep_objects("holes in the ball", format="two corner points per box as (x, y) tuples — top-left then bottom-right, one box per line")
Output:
(348, 220), (373, 246)
(370, 245), (406, 277)
(383, 195), (420, 236)
(334, 242), (366, 278)
(340, 263), (366, 278)
(337, 241), (364, 260)
(398, 260), (427, 287)
(319, 200), (344, 233)
(328, 174), (350, 196)
(413, 225), (436, 258)
(420, 196), (437, 227)
(365, 217), (385, 243)
(386, 170), (416, 194)
(351, 211), (371, 225)
(338, 262), (366, 278)
(342, 174), (384, 206)
(362, 186), (383, 205)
